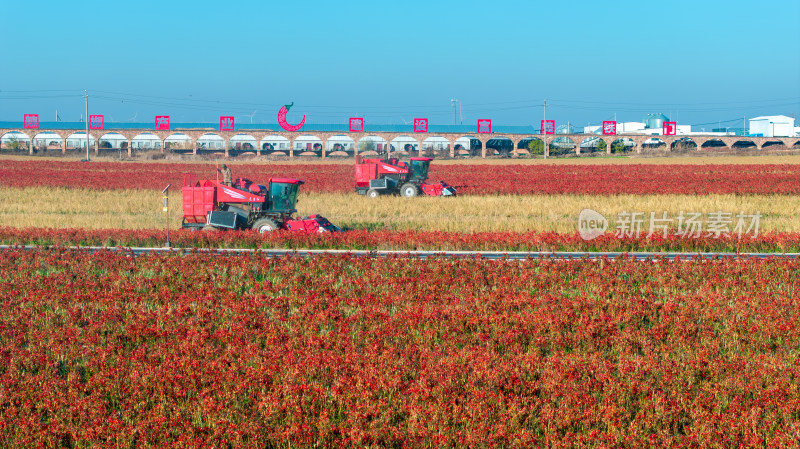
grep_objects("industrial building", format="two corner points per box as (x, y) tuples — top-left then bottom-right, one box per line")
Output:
(749, 115), (796, 137)
(583, 113), (691, 136)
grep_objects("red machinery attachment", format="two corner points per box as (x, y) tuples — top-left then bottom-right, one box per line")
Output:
(285, 214), (341, 233)
(354, 156), (456, 198)
(181, 173), (341, 233)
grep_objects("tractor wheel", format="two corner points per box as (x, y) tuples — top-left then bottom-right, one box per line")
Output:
(202, 225), (217, 232)
(367, 189), (380, 198)
(400, 183), (418, 198)
(253, 218), (279, 233)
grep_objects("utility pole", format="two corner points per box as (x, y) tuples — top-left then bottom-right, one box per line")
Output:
(450, 99), (460, 125)
(162, 184), (172, 248)
(543, 99), (548, 159)
(85, 90), (90, 162)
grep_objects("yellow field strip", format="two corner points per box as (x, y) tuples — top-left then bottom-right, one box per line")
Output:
(2, 187), (798, 233)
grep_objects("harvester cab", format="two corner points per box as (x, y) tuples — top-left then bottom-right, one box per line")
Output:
(181, 174), (340, 233)
(267, 178), (302, 213)
(408, 158), (430, 182)
(354, 156), (456, 198)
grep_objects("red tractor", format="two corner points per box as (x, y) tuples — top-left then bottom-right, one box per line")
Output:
(181, 174), (340, 233)
(354, 156), (457, 198)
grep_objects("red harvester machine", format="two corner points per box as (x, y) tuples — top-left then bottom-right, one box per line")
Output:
(181, 174), (340, 233)
(354, 156), (457, 198)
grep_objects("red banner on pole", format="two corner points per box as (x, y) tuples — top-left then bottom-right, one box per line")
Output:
(540, 120), (555, 135)
(23, 114), (39, 129)
(89, 115), (104, 130)
(155, 116), (170, 130)
(602, 121), (616, 135)
(477, 119), (492, 134)
(349, 117), (364, 132)
(663, 121), (677, 135)
(413, 118), (428, 133)
(220, 116), (235, 131)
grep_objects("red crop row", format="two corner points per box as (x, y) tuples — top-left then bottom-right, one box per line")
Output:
(4, 159), (800, 194)
(1, 249), (799, 447)
(0, 160), (350, 193)
(4, 226), (800, 253)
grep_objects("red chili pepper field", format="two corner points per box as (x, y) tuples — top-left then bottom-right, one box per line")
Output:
(2, 156), (800, 447)
(4, 159), (800, 195)
(2, 249), (799, 447)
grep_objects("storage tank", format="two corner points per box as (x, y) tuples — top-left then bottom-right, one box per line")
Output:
(556, 124), (578, 134)
(644, 113), (670, 129)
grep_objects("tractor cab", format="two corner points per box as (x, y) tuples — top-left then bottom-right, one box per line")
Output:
(408, 157), (432, 181)
(269, 178), (303, 213)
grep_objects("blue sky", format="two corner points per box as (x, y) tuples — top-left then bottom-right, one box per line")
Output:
(1, 0), (798, 129)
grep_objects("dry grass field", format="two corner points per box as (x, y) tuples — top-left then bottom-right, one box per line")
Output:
(3, 153), (800, 233)
(2, 187), (798, 233)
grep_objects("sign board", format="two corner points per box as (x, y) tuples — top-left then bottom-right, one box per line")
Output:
(602, 121), (616, 135)
(413, 118), (428, 133)
(477, 119), (492, 134)
(89, 115), (104, 130)
(155, 116), (170, 130)
(540, 120), (555, 135)
(220, 116), (235, 131)
(663, 121), (677, 136)
(349, 117), (364, 132)
(23, 114), (39, 129)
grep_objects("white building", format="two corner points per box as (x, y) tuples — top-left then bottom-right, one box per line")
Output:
(584, 121), (691, 136)
(749, 115), (795, 137)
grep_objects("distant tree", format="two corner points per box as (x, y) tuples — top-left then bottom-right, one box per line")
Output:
(7, 138), (22, 150)
(527, 139), (544, 155)
(359, 140), (376, 153)
(611, 140), (630, 153)
(597, 140), (607, 152)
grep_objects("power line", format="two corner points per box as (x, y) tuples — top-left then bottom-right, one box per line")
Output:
(86, 90), (800, 111)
